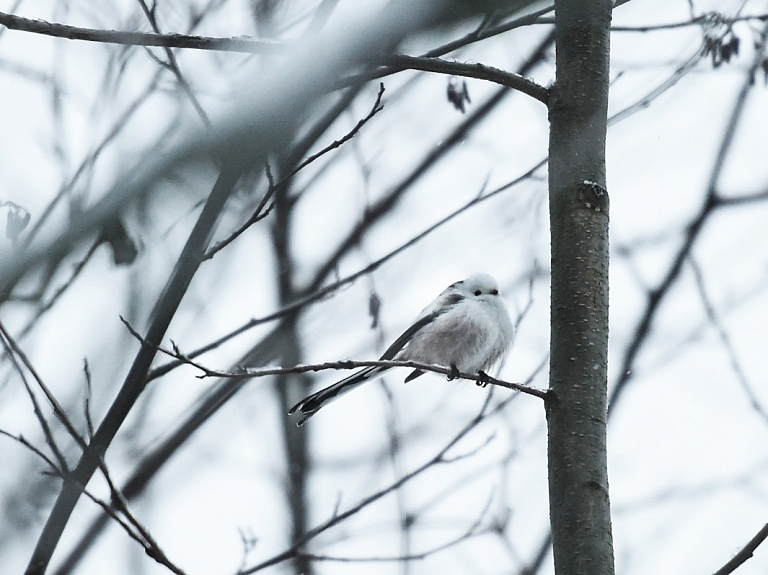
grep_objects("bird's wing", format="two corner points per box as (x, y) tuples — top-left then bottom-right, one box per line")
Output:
(378, 310), (442, 360)
(380, 296), (465, 381)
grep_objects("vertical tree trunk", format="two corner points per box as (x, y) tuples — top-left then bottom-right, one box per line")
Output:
(546, 0), (614, 574)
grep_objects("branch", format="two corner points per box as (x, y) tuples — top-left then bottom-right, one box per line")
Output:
(247, 359), (546, 399)
(611, 12), (768, 32)
(0, 11), (279, 52)
(0, 425), (187, 575)
(0, 7), (557, 59)
(25, 164), (243, 575)
(296, 515), (486, 562)
(0, 11), (551, 106)
(421, 4), (555, 58)
(134, 0), (211, 127)
(132, 324), (548, 399)
(0, 429), (63, 477)
(204, 83), (386, 260)
(387, 55), (548, 104)
(94, 454), (188, 575)
(608, 18), (768, 415)
(238, 392), (508, 574)
(689, 257), (768, 425)
(713, 523), (768, 575)
(0, 320), (87, 469)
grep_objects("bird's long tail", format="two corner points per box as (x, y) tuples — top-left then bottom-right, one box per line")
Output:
(288, 366), (384, 425)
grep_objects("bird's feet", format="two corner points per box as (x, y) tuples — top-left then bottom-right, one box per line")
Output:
(447, 363), (461, 381)
(476, 370), (491, 387)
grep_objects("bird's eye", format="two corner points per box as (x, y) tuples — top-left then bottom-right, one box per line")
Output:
(490, 289), (499, 295)
(474, 289), (482, 296)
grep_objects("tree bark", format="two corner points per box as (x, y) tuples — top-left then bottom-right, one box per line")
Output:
(546, 0), (614, 574)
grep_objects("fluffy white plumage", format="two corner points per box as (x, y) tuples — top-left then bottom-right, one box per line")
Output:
(289, 273), (514, 425)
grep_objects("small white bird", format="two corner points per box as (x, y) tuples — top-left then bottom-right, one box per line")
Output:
(289, 273), (514, 425)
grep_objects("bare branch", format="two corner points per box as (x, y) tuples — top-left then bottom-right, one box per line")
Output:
(0, 11), (279, 52)
(713, 523), (768, 575)
(611, 12), (768, 32)
(134, 0), (211, 127)
(689, 257), (768, 425)
(95, 455), (188, 575)
(24, 163), (244, 575)
(295, 518), (486, 562)
(0, 321), (86, 468)
(607, 49), (703, 126)
(608, 18), (768, 415)
(387, 55), (548, 103)
(0, 429), (63, 477)
(0, 321), (185, 575)
(0, 425), (187, 575)
(0, 333), (68, 473)
(421, 4), (555, 58)
(131, 321), (549, 399)
(203, 185), (274, 260)
(204, 83), (386, 260)
(0, 5), (555, 60)
(29, 443), (187, 575)
(238, 393), (503, 574)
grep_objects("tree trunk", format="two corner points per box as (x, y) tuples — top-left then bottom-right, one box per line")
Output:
(546, 0), (614, 573)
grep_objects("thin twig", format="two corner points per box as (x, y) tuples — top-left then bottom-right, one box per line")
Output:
(82, 361), (95, 441)
(717, 188), (768, 206)
(421, 4), (555, 58)
(96, 453), (188, 575)
(204, 83), (386, 260)
(0, 331), (68, 473)
(0, 321), (85, 469)
(0, 424), (186, 575)
(689, 257), (768, 425)
(17, 238), (101, 339)
(239, 393), (500, 574)
(134, 0), (211, 127)
(0, 429), (63, 477)
(611, 12), (768, 32)
(295, 517), (486, 562)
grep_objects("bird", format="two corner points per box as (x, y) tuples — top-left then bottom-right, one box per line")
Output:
(289, 273), (514, 425)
